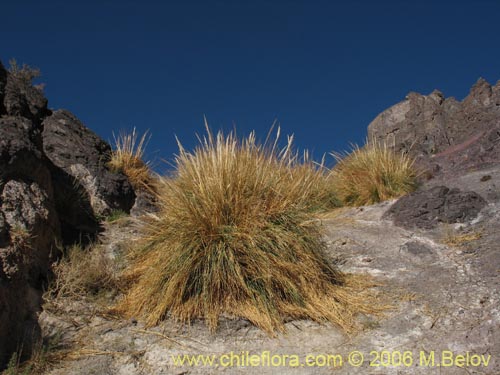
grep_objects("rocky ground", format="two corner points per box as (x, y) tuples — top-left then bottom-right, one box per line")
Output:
(37, 165), (499, 375)
(1, 59), (499, 374)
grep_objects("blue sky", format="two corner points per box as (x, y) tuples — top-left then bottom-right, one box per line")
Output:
(2, 0), (499, 171)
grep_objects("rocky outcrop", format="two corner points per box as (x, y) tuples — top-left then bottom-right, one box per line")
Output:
(368, 79), (500, 177)
(384, 186), (487, 229)
(0, 60), (137, 368)
(130, 189), (159, 217)
(42, 110), (135, 217)
(0, 114), (60, 364)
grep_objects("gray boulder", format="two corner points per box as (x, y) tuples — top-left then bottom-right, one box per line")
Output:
(130, 188), (159, 217)
(384, 186), (487, 229)
(42, 110), (135, 217)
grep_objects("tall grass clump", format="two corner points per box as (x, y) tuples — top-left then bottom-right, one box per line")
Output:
(330, 140), (418, 206)
(118, 127), (380, 334)
(108, 128), (152, 190)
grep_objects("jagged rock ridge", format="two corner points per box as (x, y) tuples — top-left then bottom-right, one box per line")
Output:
(368, 78), (500, 178)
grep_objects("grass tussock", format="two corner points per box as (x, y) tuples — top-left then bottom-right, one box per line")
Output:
(44, 244), (119, 308)
(330, 140), (418, 206)
(117, 127), (383, 335)
(108, 128), (152, 190)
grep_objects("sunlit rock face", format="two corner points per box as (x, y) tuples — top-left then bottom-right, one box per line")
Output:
(368, 79), (500, 178)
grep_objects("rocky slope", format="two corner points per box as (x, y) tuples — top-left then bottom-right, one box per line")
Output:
(1, 62), (498, 374)
(39, 188), (500, 375)
(0, 60), (139, 368)
(36, 79), (500, 375)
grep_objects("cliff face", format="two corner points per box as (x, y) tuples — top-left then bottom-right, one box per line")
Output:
(0, 60), (136, 367)
(368, 79), (500, 178)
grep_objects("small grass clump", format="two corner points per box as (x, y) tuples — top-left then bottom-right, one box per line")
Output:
(108, 128), (152, 190)
(105, 209), (128, 223)
(442, 226), (483, 248)
(118, 127), (381, 335)
(330, 140), (418, 206)
(45, 244), (119, 308)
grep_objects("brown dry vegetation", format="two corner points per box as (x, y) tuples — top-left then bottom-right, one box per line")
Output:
(330, 140), (418, 206)
(441, 226), (483, 248)
(108, 128), (153, 190)
(44, 244), (120, 310)
(117, 127), (384, 335)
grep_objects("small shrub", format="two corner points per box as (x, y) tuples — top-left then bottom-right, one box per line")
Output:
(108, 128), (152, 190)
(118, 127), (381, 335)
(8, 59), (44, 91)
(330, 140), (418, 206)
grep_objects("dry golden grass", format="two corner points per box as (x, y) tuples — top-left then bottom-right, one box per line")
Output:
(442, 228), (483, 248)
(117, 127), (384, 335)
(288, 153), (341, 211)
(330, 140), (418, 206)
(108, 128), (152, 190)
(44, 244), (119, 308)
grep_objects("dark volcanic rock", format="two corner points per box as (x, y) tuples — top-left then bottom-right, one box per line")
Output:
(42, 110), (135, 216)
(0, 116), (49, 184)
(48, 167), (100, 246)
(384, 186), (487, 229)
(368, 79), (500, 178)
(0, 116), (60, 365)
(0, 60), (136, 368)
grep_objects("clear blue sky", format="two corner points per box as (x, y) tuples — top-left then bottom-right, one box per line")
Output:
(2, 0), (499, 171)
